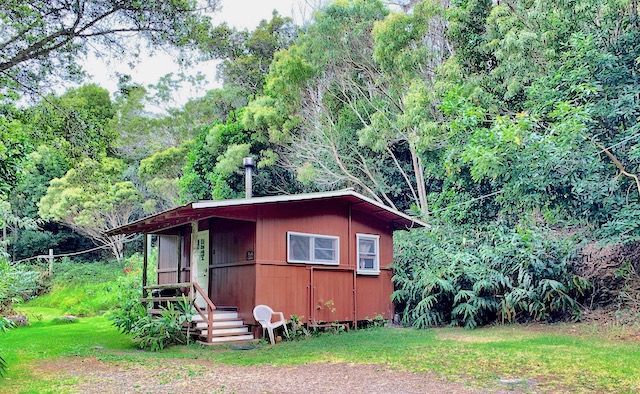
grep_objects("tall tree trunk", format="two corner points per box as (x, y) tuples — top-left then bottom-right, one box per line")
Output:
(409, 138), (428, 216)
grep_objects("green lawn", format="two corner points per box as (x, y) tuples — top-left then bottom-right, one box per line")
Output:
(1, 307), (640, 393)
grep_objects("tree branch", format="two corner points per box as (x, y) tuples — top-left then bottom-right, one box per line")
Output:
(596, 141), (640, 197)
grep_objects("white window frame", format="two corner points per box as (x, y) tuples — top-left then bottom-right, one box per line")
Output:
(356, 233), (380, 275)
(287, 231), (340, 265)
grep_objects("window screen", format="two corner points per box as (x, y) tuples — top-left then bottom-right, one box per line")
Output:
(357, 234), (380, 274)
(287, 232), (339, 265)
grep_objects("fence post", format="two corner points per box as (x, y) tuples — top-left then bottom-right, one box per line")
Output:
(48, 248), (54, 275)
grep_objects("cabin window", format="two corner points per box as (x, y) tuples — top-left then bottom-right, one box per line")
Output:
(287, 232), (339, 265)
(357, 234), (380, 275)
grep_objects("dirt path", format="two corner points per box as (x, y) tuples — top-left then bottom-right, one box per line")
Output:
(36, 357), (506, 393)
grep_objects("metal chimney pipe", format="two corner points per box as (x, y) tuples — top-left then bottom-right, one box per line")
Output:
(243, 157), (255, 199)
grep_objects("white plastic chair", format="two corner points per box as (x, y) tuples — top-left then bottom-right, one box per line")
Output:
(253, 304), (289, 345)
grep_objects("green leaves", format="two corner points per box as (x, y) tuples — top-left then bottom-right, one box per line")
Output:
(0, 0), (220, 101)
(128, 303), (190, 351)
(38, 157), (142, 260)
(393, 224), (588, 329)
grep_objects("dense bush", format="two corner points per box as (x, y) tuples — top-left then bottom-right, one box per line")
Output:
(130, 302), (193, 351)
(393, 225), (590, 329)
(110, 253), (194, 351)
(0, 261), (49, 314)
(111, 293), (194, 351)
(110, 256), (147, 334)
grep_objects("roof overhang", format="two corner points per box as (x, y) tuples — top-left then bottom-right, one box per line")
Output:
(107, 190), (428, 235)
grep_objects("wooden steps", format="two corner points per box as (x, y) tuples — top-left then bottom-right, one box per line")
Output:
(190, 309), (253, 343)
(144, 290), (254, 345)
(196, 337), (258, 346)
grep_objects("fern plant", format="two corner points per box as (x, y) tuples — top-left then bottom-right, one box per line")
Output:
(393, 224), (590, 329)
(131, 303), (187, 351)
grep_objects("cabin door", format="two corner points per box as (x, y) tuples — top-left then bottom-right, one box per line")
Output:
(193, 230), (210, 309)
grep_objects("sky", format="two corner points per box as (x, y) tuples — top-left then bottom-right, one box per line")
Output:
(82, 0), (303, 107)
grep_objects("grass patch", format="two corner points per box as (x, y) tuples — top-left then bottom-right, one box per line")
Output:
(0, 307), (134, 393)
(2, 313), (639, 393)
(26, 281), (121, 316)
(50, 259), (127, 285)
(24, 259), (128, 317)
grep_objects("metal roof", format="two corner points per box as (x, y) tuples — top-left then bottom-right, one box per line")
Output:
(107, 189), (428, 235)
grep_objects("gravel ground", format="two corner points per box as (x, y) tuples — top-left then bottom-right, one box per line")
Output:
(36, 357), (510, 393)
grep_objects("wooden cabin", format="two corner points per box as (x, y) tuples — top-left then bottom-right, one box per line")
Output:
(109, 189), (426, 343)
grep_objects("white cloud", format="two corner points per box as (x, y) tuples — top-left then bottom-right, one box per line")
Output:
(82, 0), (300, 107)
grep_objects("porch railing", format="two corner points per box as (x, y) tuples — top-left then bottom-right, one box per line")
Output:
(191, 281), (216, 343)
(141, 282), (217, 343)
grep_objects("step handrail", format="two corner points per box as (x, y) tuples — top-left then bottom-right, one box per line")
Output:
(191, 281), (216, 343)
(141, 282), (217, 343)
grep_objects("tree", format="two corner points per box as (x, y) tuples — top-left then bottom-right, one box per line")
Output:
(38, 157), (142, 260)
(138, 143), (193, 211)
(180, 111), (304, 201)
(0, 0), (220, 101)
(0, 115), (30, 197)
(390, 0), (640, 327)
(1, 199), (41, 377)
(205, 11), (298, 97)
(251, 0), (445, 213)
(6, 145), (96, 261)
(27, 84), (116, 160)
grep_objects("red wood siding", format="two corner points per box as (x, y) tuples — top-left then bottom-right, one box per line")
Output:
(312, 269), (354, 322)
(154, 225), (192, 284)
(351, 210), (395, 320)
(150, 199), (398, 325)
(255, 201), (349, 265)
(180, 226), (191, 284)
(252, 201), (396, 324)
(351, 210), (394, 269)
(209, 264), (256, 322)
(209, 218), (256, 266)
(254, 264), (310, 324)
(356, 270), (395, 320)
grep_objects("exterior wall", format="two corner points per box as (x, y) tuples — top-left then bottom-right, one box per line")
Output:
(152, 200), (397, 325)
(255, 200), (350, 265)
(350, 210), (394, 269)
(351, 210), (395, 320)
(207, 218), (257, 322)
(355, 271), (395, 320)
(209, 264), (256, 322)
(312, 268), (355, 322)
(154, 225), (191, 284)
(254, 200), (395, 324)
(180, 225), (191, 284)
(255, 264), (310, 322)
(209, 218), (256, 265)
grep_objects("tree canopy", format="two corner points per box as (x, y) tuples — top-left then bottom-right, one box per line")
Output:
(38, 157), (141, 260)
(0, 0), (220, 101)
